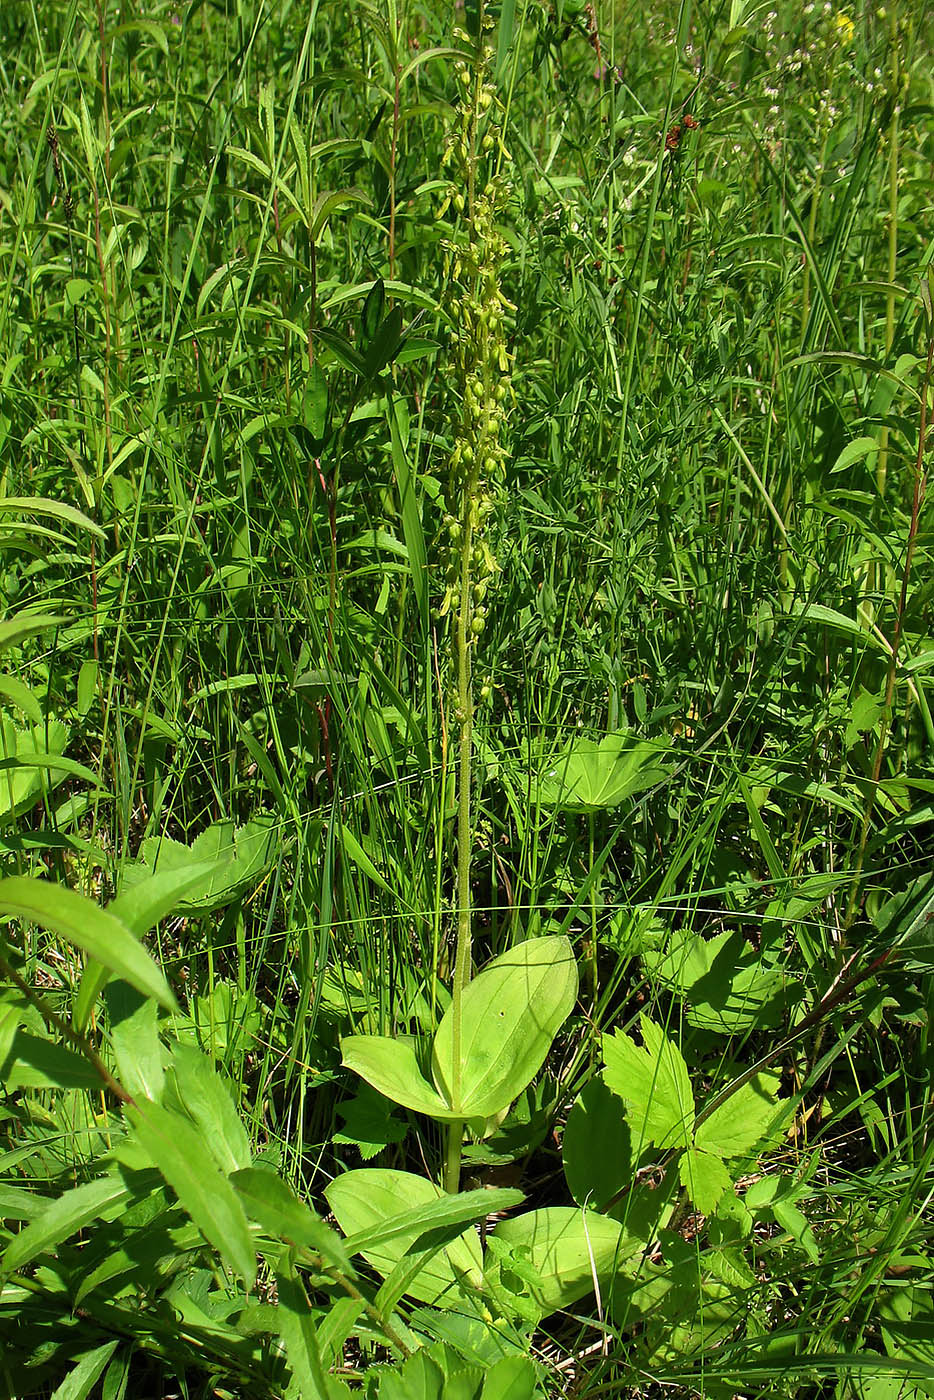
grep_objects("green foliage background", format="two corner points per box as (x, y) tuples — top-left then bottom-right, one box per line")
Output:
(0, 0), (933, 1396)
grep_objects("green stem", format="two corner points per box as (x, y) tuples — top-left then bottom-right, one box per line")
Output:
(444, 23), (485, 1196)
(845, 325), (933, 926)
(445, 484), (475, 1194)
(877, 1), (900, 501)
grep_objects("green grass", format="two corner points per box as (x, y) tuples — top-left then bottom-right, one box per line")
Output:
(1, 0), (933, 1396)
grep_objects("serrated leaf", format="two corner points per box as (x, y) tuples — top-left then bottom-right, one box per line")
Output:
(0, 715), (72, 821)
(379, 1351), (445, 1400)
(0, 878), (176, 1010)
(123, 818), (277, 914)
(695, 1073), (784, 1159)
(534, 732), (670, 812)
(333, 1083), (408, 1160)
(603, 1015), (694, 1152)
(128, 1100), (256, 1286)
(432, 936), (578, 1118)
(481, 1356), (540, 1400)
(679, 1147), (732, 1215)
(642, 928), (788, 1032)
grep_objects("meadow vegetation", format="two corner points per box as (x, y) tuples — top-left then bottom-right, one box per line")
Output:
(0, 0), (933, 1396)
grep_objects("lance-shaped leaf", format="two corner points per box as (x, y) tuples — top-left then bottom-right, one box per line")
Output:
(432, 936), (578, 1118)
(0, 878), (176, 1010)
(695, 1073), (785, 1160)
(232, 1167), (352, 1273)
(75, 861), (228, 1030)
(128, 1100), (255, 1287)
(1, 1173), (133, 1276)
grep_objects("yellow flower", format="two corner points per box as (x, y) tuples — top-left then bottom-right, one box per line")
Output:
(833, 10), (855, 44)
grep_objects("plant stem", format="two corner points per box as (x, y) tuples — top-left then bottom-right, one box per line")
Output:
(845, 322), (933, 926)
(444, 19), (485, 1196)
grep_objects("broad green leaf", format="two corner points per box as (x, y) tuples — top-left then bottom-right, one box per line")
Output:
(76, 659), (98, 719)
(2, 1174), (131, 1275)
(695, 1074), (784, 1159)
(364, 305), (404, 378)
(603, 1015), (694, 1152)
(481, 1356), (541, 1400)
(678, 1147), (732, 1215)
(772, 1198), (820, 1263)
(302, 362), (330, 447)
(231, 1167), (352, 1273)
(379, 1351), (445, 1400)
(533, 733), (670, 812)
(361, 278), (385, 342)
(642, 928), (788, 1032)
(830, 435), (880, 475)
(0, 878), (176, 1010)
(168, 1043), (251, 1174)
(0, 675), (43, 725)
(562, 1075), (636, 1211)
(49, 1341), (119, 1400)
(325, 1169), (482, 1307)
(127, 1100), (256, 1286)
(104, 981), (164, 1103)
(879, 1287), (934, 1390)
(341, 1035), (459, 1118)
(432, 936), (578, 1118)
(490, 1207), (641, 1315)
(872, 872), (934, 966)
